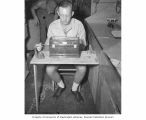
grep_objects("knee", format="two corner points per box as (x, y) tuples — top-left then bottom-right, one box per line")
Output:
(76, 66), (86, 73)
(46, 66), (57, 75)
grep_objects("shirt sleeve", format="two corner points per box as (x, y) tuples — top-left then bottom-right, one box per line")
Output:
(77, 22), (87, 47)
(45, 25), (53, 45)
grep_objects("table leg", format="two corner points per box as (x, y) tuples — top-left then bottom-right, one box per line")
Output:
(33, 64), (39, 112)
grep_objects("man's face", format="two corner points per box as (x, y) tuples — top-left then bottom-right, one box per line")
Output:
(58, 6), (74, 25)
(46, 1), (57, 13)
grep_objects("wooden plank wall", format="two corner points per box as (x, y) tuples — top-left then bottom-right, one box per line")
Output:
(85, 21), (121, 114)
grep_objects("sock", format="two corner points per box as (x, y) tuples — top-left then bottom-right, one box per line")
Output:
(72, 82), (79, 91)
(57, 80), (65, 88)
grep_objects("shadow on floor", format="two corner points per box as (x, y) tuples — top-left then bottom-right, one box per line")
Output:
(25, 65), (97, 114)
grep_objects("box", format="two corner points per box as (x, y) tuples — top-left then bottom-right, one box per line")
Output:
(49, 37), (81, 57)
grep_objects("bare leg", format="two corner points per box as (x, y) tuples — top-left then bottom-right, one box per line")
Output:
(74, 65), (86, 84)
(46, 65), (62, 83)
(46, 65), (65, 98)
(71, 65), (86, 103)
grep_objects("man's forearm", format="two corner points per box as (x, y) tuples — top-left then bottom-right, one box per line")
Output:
(31, 6), (37, 19)
(79, 39), (87, 51)
(45, 37), (50, 45)
(83, 40), (87, 47)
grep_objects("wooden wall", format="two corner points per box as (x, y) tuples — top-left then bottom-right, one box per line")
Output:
(85, 21), (121, 114)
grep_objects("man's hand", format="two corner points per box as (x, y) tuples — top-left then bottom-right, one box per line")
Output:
(79, 39), (86, 51)
(80, 44), (85, 51)
(34, 17), (39, 26)
(35, 43), (43, 51)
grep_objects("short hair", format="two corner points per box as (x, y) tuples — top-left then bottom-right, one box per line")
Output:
(58, 0), (73, 10)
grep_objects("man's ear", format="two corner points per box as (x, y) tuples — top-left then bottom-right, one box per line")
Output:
(72, 11), (74, 16)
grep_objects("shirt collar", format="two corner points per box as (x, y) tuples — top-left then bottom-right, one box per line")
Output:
(59, 19), (73, 36)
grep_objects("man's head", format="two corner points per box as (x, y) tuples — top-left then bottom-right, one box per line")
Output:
(57, 0), (74, 25)
(46, 0), (57, 14)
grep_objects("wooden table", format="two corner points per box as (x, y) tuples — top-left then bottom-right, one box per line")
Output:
(30, 50), (99, 111)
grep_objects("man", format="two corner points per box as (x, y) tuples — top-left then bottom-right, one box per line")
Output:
(36, 0), (87, 103)
(31, 0), (58, 44)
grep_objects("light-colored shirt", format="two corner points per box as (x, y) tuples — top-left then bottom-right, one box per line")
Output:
(45, 18), (86, 46)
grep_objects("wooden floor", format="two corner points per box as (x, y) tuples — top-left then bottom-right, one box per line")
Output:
(25, 65), (97, 114)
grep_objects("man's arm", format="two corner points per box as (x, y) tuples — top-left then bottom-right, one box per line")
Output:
(78, 22), (87, 47)
(45, 24), (53, 45)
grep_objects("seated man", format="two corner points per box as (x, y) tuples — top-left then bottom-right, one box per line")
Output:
(36, 0), (87, 103)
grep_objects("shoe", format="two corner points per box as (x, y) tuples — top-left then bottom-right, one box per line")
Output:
(71, 90), (84, 103)
(53, 86), (65, 98)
